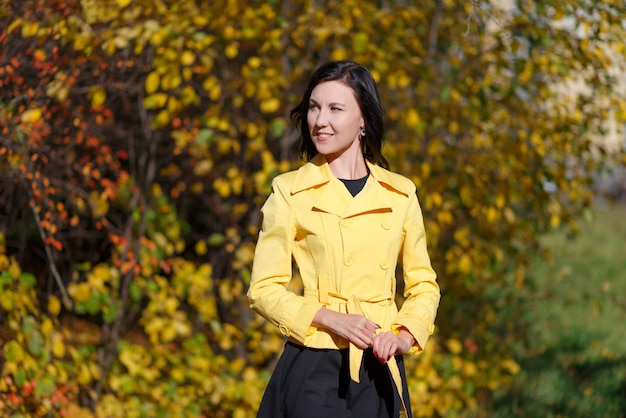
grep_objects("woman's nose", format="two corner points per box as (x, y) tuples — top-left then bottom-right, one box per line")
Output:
(315, 108), (329, 126)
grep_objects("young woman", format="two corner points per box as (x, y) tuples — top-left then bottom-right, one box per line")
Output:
(247, 60), (440, 418)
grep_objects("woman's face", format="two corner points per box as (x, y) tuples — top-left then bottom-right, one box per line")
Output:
(307, 80), (364, 162)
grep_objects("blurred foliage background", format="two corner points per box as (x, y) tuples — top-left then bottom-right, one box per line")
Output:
(1, 0), (625, 416)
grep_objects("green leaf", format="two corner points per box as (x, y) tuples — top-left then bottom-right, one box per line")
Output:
(129, 281), (143, 302)
(4, 340), (24, 362)
(27, 330), (44, 356)
(207, 233), (225, 247)
(15, 368), (26, 388)
(270, 119), (286, 137)
(103, 299), (121, 323)
(34, 377), (56, 398)
(195, 128), (215, 146)
(85, 291), (101, 315)
(19, 272), (36, 288)
(120, 375), (136, 394)
(352, 32), (369, 54)
(440, 85), (451, 101)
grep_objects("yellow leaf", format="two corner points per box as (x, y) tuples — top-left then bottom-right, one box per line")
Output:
(48, 295), (61, 316)
(181, 50), (196, 66)
(195, 240), (207, 256)
(8, 260), (21, 278)
(87, 272), (105, 291)
(0, 254), (9, 270)
(223, 26), (235, 40)
(161, 323), (176, 342)
(8, 18), (22, 34)
(463, 362), (477, 377)
(446, 338), (463, 354)
(550, 214), (561, 228)
(21, 108), (42, 123)
(248, 56), (262, 69)
(496, 194), (506, 209)
(21, 22), (39, 38)
(167, 96), (181, 114)
(193, 159), (213, 176)
(501, 359), (520, 375)
(77, 363), (92, 385)
(225, 43), (239, 58)
(504, 207), (516, 224)
(181, 85), (199, 106)
(397, 73), (411, 89)
(52, 337), (66, 358)
(202, 75), (217, 91)
(209, 84), (221, 101)
(331, 47), (348, 61)
(260, 98), (280, 114)
(458, 254), (472, 274)
(163, 297), (178, 315)
(41, 318), (54, 338)
(113, 36), (129, 49)
(486, 206), (500, 222)
(89, 362), (102, 380)
(143, 92), (168, 109)
(406, 108), (421, 127)
(71, 282), (91, 303)
(145, 72), (160, 94)
(119, 348), (141, 375)
(162, 71), (182, 90)
(233, 408), (247, 418)
(89, 86), (106, 108)
(153, 110), (171, 128)
(192, 15), (208, 27)
(74, 33), (92, 51)
(213, 178), (231, 198)
(116, 0), (132, 8)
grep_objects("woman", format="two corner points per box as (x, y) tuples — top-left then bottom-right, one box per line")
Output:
(247, 60), (440, 418)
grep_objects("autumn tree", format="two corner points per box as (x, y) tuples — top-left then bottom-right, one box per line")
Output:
(1, 0), (624, 416)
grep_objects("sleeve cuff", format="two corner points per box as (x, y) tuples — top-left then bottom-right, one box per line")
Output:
(278, 298), (324, 344)
(391, 319), (435, 355)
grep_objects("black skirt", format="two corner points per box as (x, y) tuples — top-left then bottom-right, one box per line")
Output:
(257, 342), (412, 418)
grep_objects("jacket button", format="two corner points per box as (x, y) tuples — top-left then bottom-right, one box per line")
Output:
(279, 325), (290, 336)
(381, 220), (390, 230)
(341, 219), (351, 228)
(380, 260), (389, 269)
(344, 257), (354, 266)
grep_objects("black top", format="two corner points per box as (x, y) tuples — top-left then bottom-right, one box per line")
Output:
(339, 173), (369, 197)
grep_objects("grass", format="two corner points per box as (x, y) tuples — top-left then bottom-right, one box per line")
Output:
(489, 200), (626, 418)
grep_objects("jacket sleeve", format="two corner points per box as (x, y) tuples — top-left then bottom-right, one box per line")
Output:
(391, 191), (440, 354)
(247, 176), (324, 344)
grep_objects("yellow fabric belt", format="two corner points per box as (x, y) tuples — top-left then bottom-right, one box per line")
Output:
(304, 288), (408, 417)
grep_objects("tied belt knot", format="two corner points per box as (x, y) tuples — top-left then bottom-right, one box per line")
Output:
(303, 288), (408, 418)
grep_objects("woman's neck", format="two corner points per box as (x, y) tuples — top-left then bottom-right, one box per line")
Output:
(326, 152), (368, 180)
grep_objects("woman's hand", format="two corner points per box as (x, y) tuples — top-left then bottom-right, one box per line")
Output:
(372, 328), (415, 364)
(312, 308), (380, 349)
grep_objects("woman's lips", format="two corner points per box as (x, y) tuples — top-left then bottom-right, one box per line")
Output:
(316, 133), (332, 140)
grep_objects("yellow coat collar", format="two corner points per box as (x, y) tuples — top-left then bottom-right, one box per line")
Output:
(291, 154), (412, 196)
(290, 154), (413, 218)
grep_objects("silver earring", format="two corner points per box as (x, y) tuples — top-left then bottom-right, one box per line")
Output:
(360, 129), (366, 137)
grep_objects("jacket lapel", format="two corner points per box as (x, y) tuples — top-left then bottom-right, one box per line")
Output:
(343, 177), (394, 218)
(291, 155), (410, 218)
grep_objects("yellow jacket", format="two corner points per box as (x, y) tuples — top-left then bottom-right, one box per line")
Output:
(248, 154), (440, 386)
